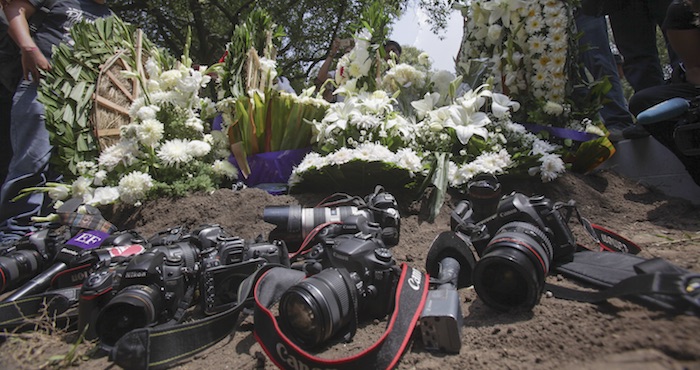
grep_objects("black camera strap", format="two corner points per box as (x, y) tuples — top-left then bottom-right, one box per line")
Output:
(0, 286), (80, 330)
(253, 264), (428, 370)
(108, 263), (284, 370)
(550, 250), (700, 315)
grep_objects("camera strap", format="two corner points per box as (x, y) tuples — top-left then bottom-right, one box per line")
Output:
(253, 263), (429, 370)
(550, 250), (700, 315)
(0, 286), (80, 330)
(108, 263), (284, 370)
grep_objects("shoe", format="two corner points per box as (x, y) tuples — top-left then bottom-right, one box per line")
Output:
(622, 125), (650, 140)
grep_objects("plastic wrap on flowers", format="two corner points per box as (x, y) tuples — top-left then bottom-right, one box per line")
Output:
(229, 147), (311, 188)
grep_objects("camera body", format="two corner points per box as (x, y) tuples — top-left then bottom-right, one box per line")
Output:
(93, 242), (200, 346)
(457, 192), (577, 261)
(194, 225), (289, 314)
(278, 233), (400, 348)
(263, 188), (400, 251)
(448, 179), (577, 311)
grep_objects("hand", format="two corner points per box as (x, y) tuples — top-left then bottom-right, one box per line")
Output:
(330, 38), (341, 56)
(21, 47), (50, 82)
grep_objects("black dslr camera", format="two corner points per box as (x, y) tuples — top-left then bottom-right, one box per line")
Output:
(445, 174), (577, 311)
(263, 185), (400, 251)
(90, 242), (201, 347)
(190, 225), (289, 314)
(277, 233), (400, 348)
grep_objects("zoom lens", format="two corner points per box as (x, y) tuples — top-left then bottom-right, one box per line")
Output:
(473, 222), (553, 311)
(0, 249), (44, 293)
(278, 268), (356, 348)
(264, 206), (363, 243)
(96, 284), (163, 346)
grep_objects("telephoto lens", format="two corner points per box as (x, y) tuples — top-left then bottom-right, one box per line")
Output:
(278, 267), (357, 348)
(472, 221), (554, 311)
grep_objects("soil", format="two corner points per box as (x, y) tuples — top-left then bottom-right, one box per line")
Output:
(1, 169), (699, 370)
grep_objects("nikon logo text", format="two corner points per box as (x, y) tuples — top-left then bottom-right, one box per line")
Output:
(408, 268), (422, 291)
(276, 343), (335, 370)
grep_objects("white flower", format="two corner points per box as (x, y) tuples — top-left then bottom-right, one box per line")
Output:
(136, 105), (160, 121)
(188, 140), (212, 157)
(538, 153), (565, 182)
(184, 117), (205, 132)
(90, 186), (120, 205)
(487, 24), (503, 43)
(418, 52), (431, 67)
(47, 184), (71, 201)
(71, 176), (93, 198)
(98, 140), (139, 171)
(411, 92), (441, 120)
(138, 119), (164, 147)
(449, 106), (490, 144)
(491, 92), (520, 118)
(430, 70), (456, 99)
(118, 171), (154, 205)
(543, 101), (564, 116)
(159, 69), (183, 90)
(157, 139), (193, 166)
(212, 160), (238, 179)
(93, 170), (107, 186)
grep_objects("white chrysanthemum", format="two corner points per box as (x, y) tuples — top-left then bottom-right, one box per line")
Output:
(531, 138), (559, 156)
(136, 105), (160, 121)
(212, 160), (238, 179)
(138, 119), (164, 147)
(525, 16), (544, 34)
(528, 35), (546, 55)
(393, 148), (424, 173)
(188, 140), (211, 157)
(328, 147), (356, 166)
(185, 117), (205, 132)
(157, 139), (193, 166)
(159, 69), (183, 90)
(98, 140), (139, 171)
(538, 153), (565, 182)
(71, 176), (93, 198)
(543, 101), (564, 116)
(118, 171), (154, 205)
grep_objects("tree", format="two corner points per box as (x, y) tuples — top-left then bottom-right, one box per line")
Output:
(108, 0), (406, 91)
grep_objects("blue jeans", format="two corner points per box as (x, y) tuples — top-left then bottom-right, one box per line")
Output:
(576, 13), (635, 127)
(608, 0), (677, 92)
(0, 79), (57, 242)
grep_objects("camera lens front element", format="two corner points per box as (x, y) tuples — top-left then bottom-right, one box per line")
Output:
(96, 284), (163, 346)
(279, 268), (356, 348)
(473, 222), (553, 311)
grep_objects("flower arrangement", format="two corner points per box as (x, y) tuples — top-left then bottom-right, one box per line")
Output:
(455, 0), (606, 131)
(27, 28), (235, 207)
(216, 10), (330, 180)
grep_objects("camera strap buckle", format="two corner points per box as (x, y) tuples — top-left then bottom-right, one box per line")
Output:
(558, 201), (642, 254)
(253, 264), (429, 370)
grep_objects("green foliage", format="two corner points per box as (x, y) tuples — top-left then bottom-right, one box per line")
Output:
(38, 16), (169, 179)
(109, 0), (405, 90)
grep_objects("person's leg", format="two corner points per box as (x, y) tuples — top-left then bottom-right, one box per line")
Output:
(609, 1), (666, 92)
(576, 14), (636, 128)
(0, 80), (53, 242)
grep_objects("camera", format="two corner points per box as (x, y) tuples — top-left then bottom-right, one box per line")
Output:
(0, 226), (67, 294)
(277, 233), (400, 348)
(448, 174), (577, 311)
(192, 225), (289, 314)
(93, 242), (200, 347)
(263, 186), (400, 251)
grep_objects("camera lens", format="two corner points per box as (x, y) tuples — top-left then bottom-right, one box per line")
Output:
(278, 268), (356, 348)
(473, 222), (553, 311)
(0, 249), (44, 292)
(96, 284), (163, 346)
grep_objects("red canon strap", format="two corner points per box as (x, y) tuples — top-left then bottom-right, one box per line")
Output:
(254, 264), (428, 370)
